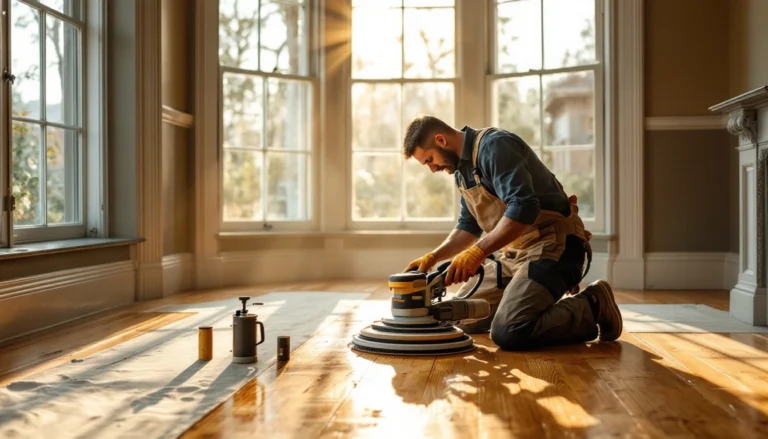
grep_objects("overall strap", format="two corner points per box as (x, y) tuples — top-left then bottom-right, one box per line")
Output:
(471, 128), (491, 184)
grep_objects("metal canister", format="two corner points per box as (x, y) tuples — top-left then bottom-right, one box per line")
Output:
(232, 297), (265, 364)
(198, 326), (213, 361)
(277, 336), (290, 361)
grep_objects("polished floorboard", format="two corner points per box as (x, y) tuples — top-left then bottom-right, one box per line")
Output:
(1, 281), (767, 438)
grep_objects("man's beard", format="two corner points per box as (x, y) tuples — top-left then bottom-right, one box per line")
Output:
(438, 149), (460, 174)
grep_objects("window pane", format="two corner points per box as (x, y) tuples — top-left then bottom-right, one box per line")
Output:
(402, 82), (454, 128)
(266, 152), (307, 220)
(404, 0), (454, 6)
(223, 149), (263, 221)
(496, 0), (541, 73)
(222, 72), (264, 149)
(351, 5), (402, 79)
(260, 1), (307, 75)
(46, 127), (79, 224)
(39, 0), (81, 20)
(543, 71), (594, 147)
(403, 7), (454, 78)
(352, 153), (402, 219)
(46, 15), (80, 127)
(547, 147), (594, 219)
(12, 122), (43, 226)
(11, 0), (41, 119)
(266, 78), (310, 150)
(492, 75), (540, 148)
(353, 0), (400, 6)
(404, 158), (454, 219)
(543, 0), (595, 69)
(219, 0), (260, 70)
(352, 83), (401, 149)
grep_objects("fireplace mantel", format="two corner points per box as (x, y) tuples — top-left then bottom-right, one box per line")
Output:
(710, 85), (768, 326)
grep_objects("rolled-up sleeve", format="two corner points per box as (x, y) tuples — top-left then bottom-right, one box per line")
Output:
(455, 196), (483, 237)
(479, 135), (540, 225)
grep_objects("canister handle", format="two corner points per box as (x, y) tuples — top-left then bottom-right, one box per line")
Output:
(255, 321), (265, 346)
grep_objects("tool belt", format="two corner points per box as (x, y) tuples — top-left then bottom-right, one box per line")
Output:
(503, 203), (593, 283)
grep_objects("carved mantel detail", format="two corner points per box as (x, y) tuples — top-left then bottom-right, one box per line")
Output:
(710, 85), (768, 325)
(727, 109), (758, 145)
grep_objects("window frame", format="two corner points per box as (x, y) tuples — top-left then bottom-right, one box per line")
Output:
(486, 0), (607, 234)
(0, 0), (105, 246)
(345, 1), (461, 232)
(217, 0), (321, 233)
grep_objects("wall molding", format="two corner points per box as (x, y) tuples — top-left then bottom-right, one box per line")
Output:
(644, 252), (739, 290)
(161, 105), (194, 129)
(645, 115), (728, 131)
(612, 0), (645, 289)
(193, 0), (222, 290)
(0, 261), (136, 343)
(135, 0), (164, 300)
(162, 253), (194, 297)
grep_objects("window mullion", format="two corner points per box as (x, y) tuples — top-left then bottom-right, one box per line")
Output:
(0, 0), (10, 246)
(40, 9), (47, 227)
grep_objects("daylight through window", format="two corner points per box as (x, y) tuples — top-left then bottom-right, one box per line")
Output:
(350, 0), (457, 224)
(490, 0), (602, 223)
(219, 0), (313, 227)
(9, 0), (84, 242)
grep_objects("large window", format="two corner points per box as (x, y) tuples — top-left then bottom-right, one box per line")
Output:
(349, 0), (457, 228)
(219, 0), (315, 231)
(490, 0), (605, 231)
(4, 0), (84, 243)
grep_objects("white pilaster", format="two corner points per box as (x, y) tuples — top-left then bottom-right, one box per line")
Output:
(135, 0), (163, 300)
(611, 0), (645, 289)
(193, 0), (223, 288)
(710, 85), (768, 326)
(318, 0), (349, 232)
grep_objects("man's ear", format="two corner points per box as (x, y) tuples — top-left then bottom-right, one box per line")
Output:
(434, 133), (447, 148)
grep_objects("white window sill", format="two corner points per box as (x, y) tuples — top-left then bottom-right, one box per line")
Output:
(0, 237), (144, 260)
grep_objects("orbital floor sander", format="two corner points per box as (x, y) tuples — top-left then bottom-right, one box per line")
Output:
(350, 260), (491, 356)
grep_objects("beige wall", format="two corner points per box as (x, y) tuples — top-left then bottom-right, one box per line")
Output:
(161, 0), (195, 256)
(644, 130), (735, 252)
(729, 0), (768, 96)
(642, 0), (757, 254)
(644, 0), (731, 117)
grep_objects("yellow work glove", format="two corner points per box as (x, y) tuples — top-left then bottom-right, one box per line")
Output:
(445, 245), (485, 286)
(404, 252), (436, 273)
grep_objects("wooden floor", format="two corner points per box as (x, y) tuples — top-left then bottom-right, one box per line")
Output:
(2, 281), (768, 438)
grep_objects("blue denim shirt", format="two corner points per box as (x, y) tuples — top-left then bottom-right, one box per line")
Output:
(454, 126), (571, 237)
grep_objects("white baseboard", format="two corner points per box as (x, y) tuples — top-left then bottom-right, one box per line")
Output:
(611, 257), (646, 290)
(645, 115), (728, 131)
(220, 249), (615, 287)
(220, 249), (416, 285)
(583, 252), (611, 285)
(137, 261), (163, 301)
(645, 252), (739, 290)
(162, 253), (194, 297)
(194, 256), (223, 289)
(0, 261), (136, 343)
(730, 282), (766, 326)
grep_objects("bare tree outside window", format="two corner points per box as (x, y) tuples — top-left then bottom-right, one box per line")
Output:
(492, 0), (598, 219)
(10, 0), (80, 231)
(351, 0), (457, 223)
(219, 0), (311, 224)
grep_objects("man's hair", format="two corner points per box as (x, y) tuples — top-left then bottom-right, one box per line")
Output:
(402, 115), (454, 159)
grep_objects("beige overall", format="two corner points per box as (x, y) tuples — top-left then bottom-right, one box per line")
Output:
(453, 128), (598, 350)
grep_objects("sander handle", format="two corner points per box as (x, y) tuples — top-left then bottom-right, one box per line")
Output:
(431, 260), (485, 299)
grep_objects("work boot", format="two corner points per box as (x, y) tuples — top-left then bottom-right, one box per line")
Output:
(455, 303), (498, 334)
(579, 280), (623, 341)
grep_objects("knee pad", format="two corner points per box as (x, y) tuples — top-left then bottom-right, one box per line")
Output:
(490, 319), (536, 351)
